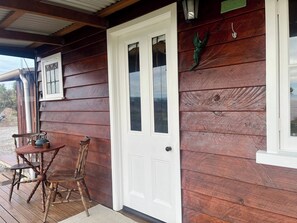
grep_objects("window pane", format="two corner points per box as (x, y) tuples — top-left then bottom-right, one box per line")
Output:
(51, 81), (55, 94)
(45, 62), (60, 95)
(128, 43), (141, 131)
(55, 80), (60, 93)
(152, 35), (168, 133)
(46, 70), (50, 93)
(47, 83), (51, 94)
(289, 0), (297, 136)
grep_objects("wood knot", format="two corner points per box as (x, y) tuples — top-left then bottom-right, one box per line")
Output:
(213, 111), (222, 116)
(213, 94), (220, 101)
(239, 198), (245, 205)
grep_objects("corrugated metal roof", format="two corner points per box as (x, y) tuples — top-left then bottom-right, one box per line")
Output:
(0, 8), (10, 21)
(0, 38), (33, 47)
(8, 13), (73, 35)
(45, 0), (120, 13)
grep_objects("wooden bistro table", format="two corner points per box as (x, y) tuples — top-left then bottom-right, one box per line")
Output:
(16, 143), (65, 212)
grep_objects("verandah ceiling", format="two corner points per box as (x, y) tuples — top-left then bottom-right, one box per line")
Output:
(0, 0), (139, 58)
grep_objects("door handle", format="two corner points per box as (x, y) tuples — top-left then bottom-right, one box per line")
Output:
(165, 146), (172, 152)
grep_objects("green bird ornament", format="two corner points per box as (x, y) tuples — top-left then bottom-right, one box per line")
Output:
(190, 31), (209, 70)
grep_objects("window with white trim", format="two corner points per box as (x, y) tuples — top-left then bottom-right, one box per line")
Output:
(40, 52), (64, 101)
(256, 0), (297, 169)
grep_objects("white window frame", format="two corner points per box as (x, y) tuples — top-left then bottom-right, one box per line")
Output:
(40, 52), (64, 101)
(256, 0), (297, 169)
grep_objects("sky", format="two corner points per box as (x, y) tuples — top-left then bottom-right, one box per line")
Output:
(0, 55), (35, 89)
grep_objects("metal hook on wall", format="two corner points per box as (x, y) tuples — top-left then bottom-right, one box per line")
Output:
(231, 22), (237, 39)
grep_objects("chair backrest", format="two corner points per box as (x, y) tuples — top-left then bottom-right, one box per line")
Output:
(12, 132), (47, 163)
(74, 136), (91, 178)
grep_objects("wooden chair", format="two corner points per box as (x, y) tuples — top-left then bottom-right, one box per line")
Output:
(9, 132), (47, 201)
(43, 137), (91, 223)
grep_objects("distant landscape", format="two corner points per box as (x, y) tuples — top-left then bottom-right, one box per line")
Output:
(0, 83), (17, 156)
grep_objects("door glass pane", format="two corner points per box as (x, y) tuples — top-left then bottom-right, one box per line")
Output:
(128, 42), (142, 131)
(289, 0), (297, 136)
(152, 35), (168, 133)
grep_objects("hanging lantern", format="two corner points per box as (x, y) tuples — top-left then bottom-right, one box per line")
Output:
(182, 0), (199, 21)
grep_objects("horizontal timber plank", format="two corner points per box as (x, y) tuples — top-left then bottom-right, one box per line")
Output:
(49, 151), (111, 172)
(85, 175), (112, 196)
(40, 32), (106, 58)
(180, 86), (265, 112)
(87, 150), (111, 167)
(183, 170), (297, 219)
(62, 42), (107, 65)
(180, 111), (266, 136)
(39, 98), (109, 112)
(183, 208), (228, 223)
(41, 122), (110, 139)
(50, 155), (76, 170)
(90, 190), (112, 208)
(179, 61), (265, 92)
(46, 132), (111, 154)
(85, 162), (111, 180)
(179, 35), (265, 72)
(182, 150), (297, 193)
(64, 28), (106, 48)
(179, 9), (265, 52)
(183, 190), (297, 223)
(63, 32), (106, 54)
(65, 83), (109, 99)
(64, 54), (107, 76)
(181, 131), (265, 159)
(178, 0), (264, 32)
(64, 69), (108, 85)
(40, 111), (110, 126)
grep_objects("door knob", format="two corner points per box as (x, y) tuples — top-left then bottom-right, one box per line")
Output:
(165, 146), (172, 152)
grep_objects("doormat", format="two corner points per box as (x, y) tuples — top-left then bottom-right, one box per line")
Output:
(59, 204), (137, 223)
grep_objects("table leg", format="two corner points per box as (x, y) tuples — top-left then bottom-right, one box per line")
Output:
(27, 180), (41, 203)
(18, 154), (39, 173)
(41, 180), (46, 212)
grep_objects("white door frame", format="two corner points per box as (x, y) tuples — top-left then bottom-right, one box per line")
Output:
(107, 3), (181, 222)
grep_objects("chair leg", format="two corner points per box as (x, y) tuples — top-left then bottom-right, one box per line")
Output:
(43, 183), (54, 223)
(81, 179), (91, 201)
(17, 169), (22, 190)
(65, 188), (72, 202)
(52, 183), (58, 202)
(9, 170), (17, 202)
(77, 181), (89, 217)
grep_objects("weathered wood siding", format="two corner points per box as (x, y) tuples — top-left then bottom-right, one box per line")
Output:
(34, 0), (297, 221)
(36, 30), (112, 207)
(35, 0), (176, 210)
(180, 0), (297, 222)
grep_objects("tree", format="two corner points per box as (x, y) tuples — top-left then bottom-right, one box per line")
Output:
(0, 83), (17, 111)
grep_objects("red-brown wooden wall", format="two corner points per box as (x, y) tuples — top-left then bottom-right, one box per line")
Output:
(35, 0), (297, 222)
(36, 30), (112, 207)
(179, 0), (297, 222)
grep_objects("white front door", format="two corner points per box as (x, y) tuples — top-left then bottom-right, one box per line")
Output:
(108, 4), (181, 223)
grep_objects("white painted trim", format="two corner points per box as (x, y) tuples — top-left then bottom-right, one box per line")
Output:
(257, 150), (297, 169)
(264, 0), (280, 153)
(40, 52), (64, 101)
(107, 3), (181, 222)
(257, 0), (297, 169)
